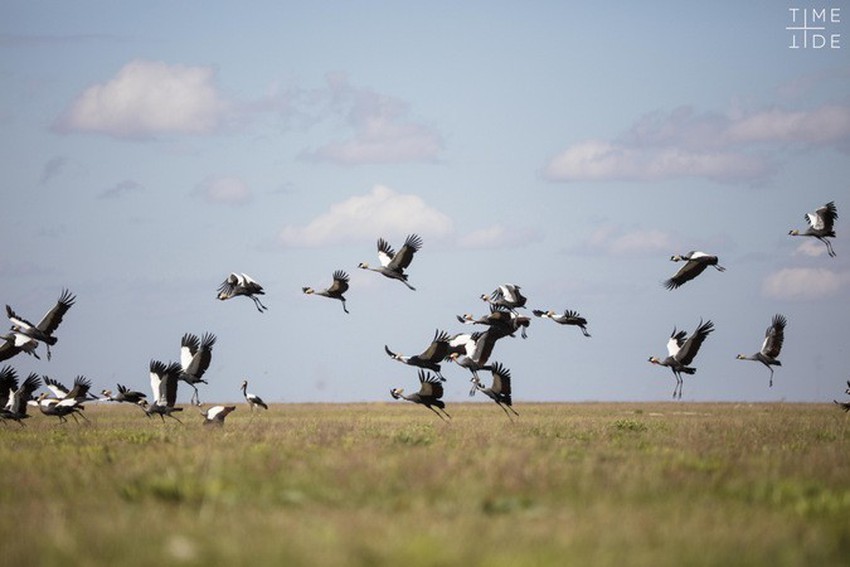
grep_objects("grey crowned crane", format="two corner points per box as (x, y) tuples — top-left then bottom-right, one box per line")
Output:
(649, 319), (715, 399)
(179, 332), (216, 405)
(390, 369), (451, 421)
(5, 288), (75, 360)
(38, 375), (96, 423)
(101, 384), (148, 408)
(736, 314), (787, 387)
(834, 380), (850, 412)
(302, 270), (350, 313)
(789, 201), (838, 257)
(1, 372), (41, 425)
(482, 284), (527, 311)
(240, 380), (268, 411)
(385, 329), (453, 380)
(44, 375), (98, 404)
(217, 272), (268, 312)
(198, 404), (236, 426)
(470, 361), (518, 419)
(457, 305), (531, 339)
(532, 309), (591, 337)
(146, 360), (183, 423)
(0, 331), (40, 362)
(663, 252), (726, 290)
(358, 234), (422, 291)
(448, 330), (499, 382)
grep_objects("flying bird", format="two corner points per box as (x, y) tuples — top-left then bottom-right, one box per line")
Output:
(358, 234), (422, 291)
(736, 314), (787, 387)
(789, 200), (838, 257)
(482, 284), (527, 311)
(448, 330), (499, 382)
(44, 375), (98, 405)
(663, 251), (726, 290)
(470, 362), (518, 419)
(0, 366), (19, 412)
(648, 319), (715, 399)
(146, 360), (183, 423)
(241, 380), (268, 411)
(385, 329), (453, 380)
(5, 288), (76, 360)
(390, 369), (451, 420)
(303, 270), (350, 313)
(198, 405), (236, 426)
(0, 331), (41, 362)
(179, 332), (216, 405)
(1, 372), (42, 425)
(101, 383), (148, 407)
(457, 305), (531, 339)
(217, 272), (268, 312)
(532, 309), (591, 337)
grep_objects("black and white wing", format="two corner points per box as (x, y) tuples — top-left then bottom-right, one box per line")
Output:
(43, 376), (70, 399)
(36, 289), (76, 334)
(328, 270), (350, 295)
(489, 362), (512, 397)
(808, 201), (838, 232)
(386, 234), (422, 272)
(664, 260), (709, 290)
(417, 370), (444, 399)
(760, 314), (787, 359)
(180, 332), (216, 378)
(666, 329), (687, 357)
(676, 320), (715, 366)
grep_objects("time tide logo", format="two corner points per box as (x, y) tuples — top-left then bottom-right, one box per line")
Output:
(787, 8), (841, 49)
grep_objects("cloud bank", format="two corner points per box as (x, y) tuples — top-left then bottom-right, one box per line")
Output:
(545, 104), (850, 183)
(762, 267), (850, 300)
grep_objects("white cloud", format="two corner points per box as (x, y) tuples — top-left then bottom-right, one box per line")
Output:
(544, 102), (850, 183)
(196, 175), (252, 206)
(762, 267), (850, 300)
(278, 185), (453, 247)
(544, 140), (767, 183)
(580, 225), (675, 256)
(793, 239), (830, 258)
(300, 74), (442, 164)
(458, 224), (543, 249)
(55, 59), (226, 138)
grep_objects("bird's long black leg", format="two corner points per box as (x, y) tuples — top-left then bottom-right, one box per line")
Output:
(497, 403), (514, 420)
(768, 367), (774, 388)
(507, 404), (519, 417)
(77, 410), (90, 422)
(168, 412), (183, 424)
(252, 296), (268, 312)
(427, 406), (446, 421)
(341, 300), (349, 314)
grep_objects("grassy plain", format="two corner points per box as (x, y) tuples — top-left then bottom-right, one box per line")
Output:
(1, 402), (849, 566)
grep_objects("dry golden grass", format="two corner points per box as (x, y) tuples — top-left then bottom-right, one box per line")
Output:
(1, 402), (849, 566)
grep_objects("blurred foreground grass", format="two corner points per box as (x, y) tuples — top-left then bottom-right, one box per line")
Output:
(2, 402), (849, 566)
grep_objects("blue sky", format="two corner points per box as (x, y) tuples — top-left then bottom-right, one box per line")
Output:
(2, 2), (849, 405)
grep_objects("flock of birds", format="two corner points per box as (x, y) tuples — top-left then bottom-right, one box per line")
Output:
(0, 200), (843, 424)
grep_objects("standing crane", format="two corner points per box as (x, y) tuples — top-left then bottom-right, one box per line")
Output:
(663, 251), (726, 290)
(736, 314), (787, 387)
(1, 372), (42, 425)
(358, 234), (422, 291)
(648, 319), (715, 399)
(146, 360), (183, 423)
(217, 272), (268, 312)
(470, 361), (518, 418)
(789, 201), (838, 257)
(390, 369), (451, 420)
(302, 270), (350, 313)
(5, 288), (75, 360)
(532, 309), (591, 337)
(240, 380), (268, 411)
(385, 329), (453, 380)
(482, 284), (527, 311)
(179, 332), (216, 405)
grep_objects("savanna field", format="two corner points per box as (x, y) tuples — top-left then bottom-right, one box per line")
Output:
(2, 402), (849, 566)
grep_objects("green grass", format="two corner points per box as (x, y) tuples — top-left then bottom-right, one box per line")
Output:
(2, 403), (849, 566)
